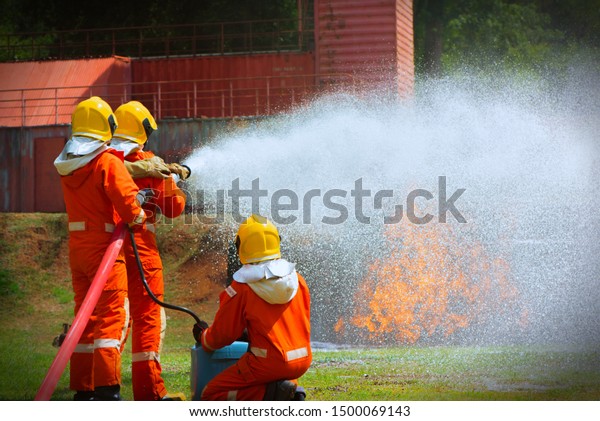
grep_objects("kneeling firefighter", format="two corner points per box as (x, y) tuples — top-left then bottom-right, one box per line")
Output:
(193, 214), (311, 400)
(111, 101), (187, 400)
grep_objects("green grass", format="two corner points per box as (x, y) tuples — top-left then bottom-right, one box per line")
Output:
(3, 325), (600, 401)
(1, 213), (599, 401)
(303, 346), (600, 400)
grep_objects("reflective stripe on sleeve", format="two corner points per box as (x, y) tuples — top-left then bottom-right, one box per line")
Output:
(201, 330), (216, 351)
(68, 221), (86, 231)
(286, 347), (309, 361)
(225, 286), (237, 298)
(250, 347), (268, 358)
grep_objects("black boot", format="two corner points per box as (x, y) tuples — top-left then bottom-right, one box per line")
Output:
(263, 380), (297, 401)
(73, 390), (94, 401)
(94, 385), (122, 401)
(294, 386), (307, 401)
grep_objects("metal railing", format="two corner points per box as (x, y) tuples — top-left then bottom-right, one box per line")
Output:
(0, 73), (354, 127)
(1, 19), (314, 62)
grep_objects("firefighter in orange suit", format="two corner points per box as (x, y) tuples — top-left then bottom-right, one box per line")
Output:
(192, 215), (312, 401)
(54, 96), (147, 401)
(111, 101), (187, 400)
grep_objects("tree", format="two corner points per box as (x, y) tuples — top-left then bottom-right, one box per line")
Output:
(414, 0), (599, 78)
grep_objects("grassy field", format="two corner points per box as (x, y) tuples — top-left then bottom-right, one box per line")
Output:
(1, 213), (599, 401)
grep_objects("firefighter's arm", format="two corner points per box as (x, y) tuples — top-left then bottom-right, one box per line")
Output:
(125, 156), (171, 179)
(199, 284), (247, 352)
(103, 155), (146, 225)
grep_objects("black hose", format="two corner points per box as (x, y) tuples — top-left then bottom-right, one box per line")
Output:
(128, 226), (202, 325)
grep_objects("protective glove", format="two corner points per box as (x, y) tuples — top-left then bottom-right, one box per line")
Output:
(129, 208), (147, 230)
(192, 320), (209, 343)
(125, 156), (171, 179)
(166, 163), (191, 180)
(136, 188), (156, 206)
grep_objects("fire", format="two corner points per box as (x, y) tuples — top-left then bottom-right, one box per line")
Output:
(335, 221), (521, 345)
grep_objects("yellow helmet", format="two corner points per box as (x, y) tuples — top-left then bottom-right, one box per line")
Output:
(236, 214), (281, 264)
(71, 96), (117, 142)
(113, 101), (158, 144)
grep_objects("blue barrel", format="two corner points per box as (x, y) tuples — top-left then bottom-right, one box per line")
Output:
(190, 341), (248, 400)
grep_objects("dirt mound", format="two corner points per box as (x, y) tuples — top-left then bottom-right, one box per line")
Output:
(0, 213), (230, 325)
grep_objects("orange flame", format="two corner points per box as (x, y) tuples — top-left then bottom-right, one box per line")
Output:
(336, 221), (522, 344)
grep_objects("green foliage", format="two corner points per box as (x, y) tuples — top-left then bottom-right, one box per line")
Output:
(443, 1), (563, 73)
(414, 0), (600, 78)
(2, 0), (598, 77)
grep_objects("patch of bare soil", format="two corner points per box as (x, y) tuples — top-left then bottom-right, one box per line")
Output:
(1, 214), (231, 326)
(166, 250), (227, 318)
(156, 219), (234, 320)
(0, 214), (72, 317)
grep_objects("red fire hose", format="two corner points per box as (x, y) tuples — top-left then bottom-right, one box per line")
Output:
(34, 222), (127, 401)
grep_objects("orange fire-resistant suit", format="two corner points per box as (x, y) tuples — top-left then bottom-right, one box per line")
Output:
(199, 261), (312, 400)
(59, 149), (144, 393)
(123, 150), (186, 400)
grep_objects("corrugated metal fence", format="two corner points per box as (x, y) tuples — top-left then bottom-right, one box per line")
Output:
(0, 118), (243, 212)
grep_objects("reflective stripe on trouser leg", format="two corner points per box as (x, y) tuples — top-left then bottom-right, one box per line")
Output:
(201, 351), (311, 401)
(70, 344), (94, 391)
(70, 268), (99, 392)
(93, 288), (127, 388)
(131, 306), (167, 400)
(67, 234), (128, 392)
(130, 265), (167, 400)
(120, 298), (131, 353)
(201, 354), (267, 401)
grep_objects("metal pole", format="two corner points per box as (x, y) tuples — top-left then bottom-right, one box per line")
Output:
(158, 83), (162, 120)
(21, 90), (25, 127)
(55, 88), (58, 125)
(193, 82), (197, 117)
(229, 82), (233, 117)
(266, 78), (270, 115)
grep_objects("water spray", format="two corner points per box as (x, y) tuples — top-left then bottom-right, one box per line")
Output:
(182, 71), (600, 347)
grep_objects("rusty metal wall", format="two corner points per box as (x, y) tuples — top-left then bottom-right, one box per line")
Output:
(395, 0), (414, 97)
(0, 125), (69, 212)
(0, 57), (131, 127)
(314, 0), (414, 95)
(0, 119), (241, 212)
(130, 52), (316, 118)
(1, 2), (415, 212)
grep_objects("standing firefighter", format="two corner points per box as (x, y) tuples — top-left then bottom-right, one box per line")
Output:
(111, 101), (187, 400)
(193, 215), (311, 401)
(53, 96), (147, 400)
